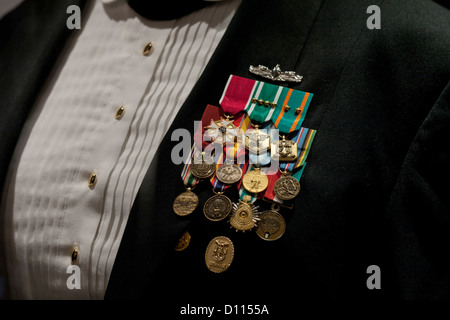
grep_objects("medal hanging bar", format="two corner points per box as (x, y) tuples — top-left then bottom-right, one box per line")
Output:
(181, 144), (202, 188)
(264, 127), (316, 205)
(204, 141), (240, 222)
(173, 145), (202, 217)
(211, 113), (251, 189)
(280, 127), (317, 171)
(202, 104), (253, 223)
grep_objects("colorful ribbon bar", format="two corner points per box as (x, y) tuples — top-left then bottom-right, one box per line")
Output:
(280, 127), (317, 171)
(219, 75), (257, 115)
(271, 89), (313, 134)
(219, 75), (313, 134)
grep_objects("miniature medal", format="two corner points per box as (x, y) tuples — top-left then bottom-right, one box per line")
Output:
(203, 193), (233, 221)
(274, 172), (301, 200)
(256, 204), (286, 241)
(244, 126), (271, 154)
(204, 117), (238, 144)
(205, 236), (234, 273)
(174, 231), (191, 251)
(276, 135), (298, 161)
(173, 188), (199, 216)
(242, 167), (269, 194)
(215, 163), (242, 185)
(229, 195), (260, 232)
(190, 152), (216, 179)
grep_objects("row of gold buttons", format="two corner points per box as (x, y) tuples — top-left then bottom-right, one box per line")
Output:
(86, 42), (153, 189)
(73, 42), (154, 263)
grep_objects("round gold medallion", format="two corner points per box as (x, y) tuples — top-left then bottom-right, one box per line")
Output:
(190, 153), (216, 179)
(203, 194), (232, 221)
(215, 163), (242, 184)
(242, 168), (268, 194)
(173, 189), (199, 216)
(273, 175), (300, 200)
(205, 236), (234, 273)
(256, 210), (286, 241)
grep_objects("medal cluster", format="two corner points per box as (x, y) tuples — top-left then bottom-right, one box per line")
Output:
(173, 74), (317, 273)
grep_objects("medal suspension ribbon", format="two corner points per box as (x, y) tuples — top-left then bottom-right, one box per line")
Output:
(181, 144), (202, 188)
(264, 126), (317, 205)
(209, 112), (251, 191)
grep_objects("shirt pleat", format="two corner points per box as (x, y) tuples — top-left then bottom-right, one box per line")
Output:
(1, 0), (241, 299)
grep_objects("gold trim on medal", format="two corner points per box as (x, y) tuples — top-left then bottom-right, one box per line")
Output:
(203, 194), (232, 221)
(205, 236), (234, 273)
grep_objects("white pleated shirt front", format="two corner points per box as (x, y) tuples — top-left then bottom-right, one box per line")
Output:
(1, 0), (241, 299)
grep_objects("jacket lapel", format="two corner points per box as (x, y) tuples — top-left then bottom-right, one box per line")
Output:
(0, 0), (87, 198)
(105, 0), (324, 298)
(0, 0), (88, 297)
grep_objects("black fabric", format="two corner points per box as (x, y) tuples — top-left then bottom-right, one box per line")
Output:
(127, 0), (207, 20)
(105, 0), (450, 307)
(0, 0), (448, 306)
(0, 0), (87, 299)
(386, 83), (450, 299)
(0, 0), (87, 211)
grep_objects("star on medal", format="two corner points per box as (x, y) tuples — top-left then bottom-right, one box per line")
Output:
(229, 195), (261, 232)
(204, 118), (238, 144)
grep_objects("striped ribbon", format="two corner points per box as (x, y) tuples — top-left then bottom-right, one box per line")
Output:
(219, 75), (257, 115)
(271, 89), (313, 134)
(280, 127), (317, 171)
(263, 126), (316, 205)
(181, 144), (201, 187)
(264, 163), (307, 206)
(245, 81), (284, 124)
(237, 165), (258, 204)
(209, 112), (252, 191)
(219, 75), (313, 131)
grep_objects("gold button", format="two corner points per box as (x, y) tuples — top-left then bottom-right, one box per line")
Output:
(88, 172), (97, 188)
(284, 105), (290, 111)
(143, 42), (153, 56)
(71, 244), (79, 263)
(115, 106), (125, 120)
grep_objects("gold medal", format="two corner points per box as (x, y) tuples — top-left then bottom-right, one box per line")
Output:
(229, 195), (260, 232)
(174, 231), (191, 251)
(256, 204), (286, 241)
(203, 193), (232, 221)
(215, 163), (242, 184)
(190, 152), (216, 179)
(173, 188), (199, 216)
(205, 236), (234, 273)
(242, 167), (269, 194)
(275, 135), (297, 161)
(274, 173), (301, 200)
